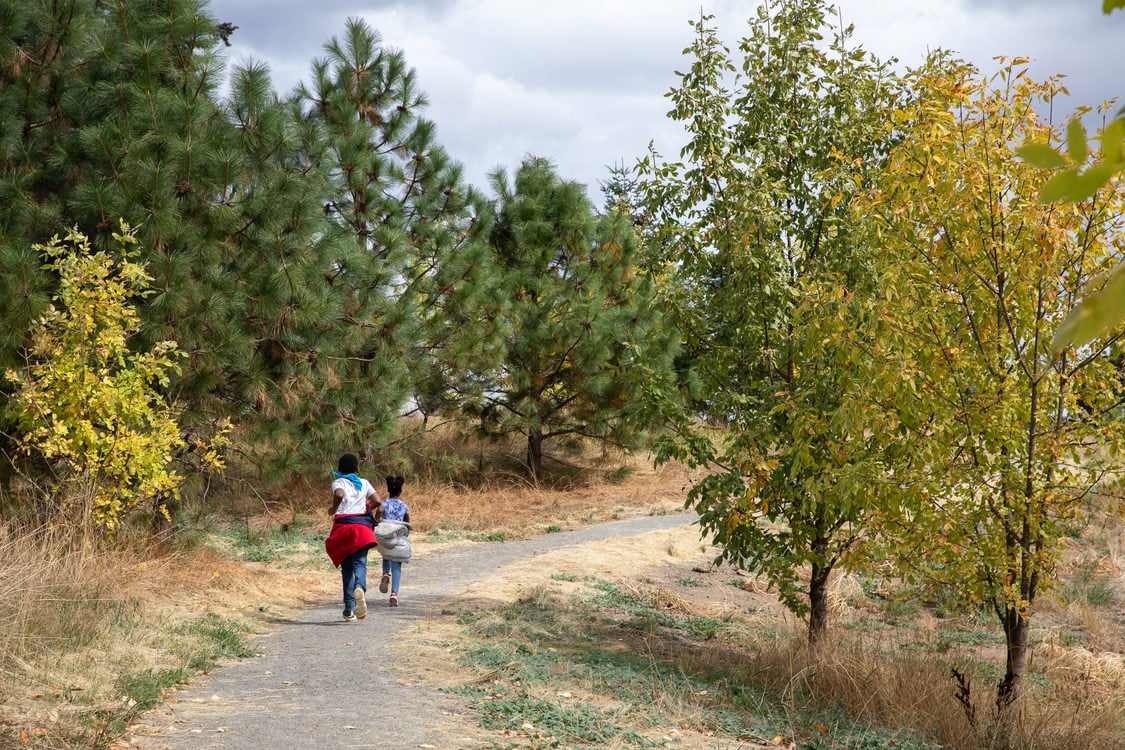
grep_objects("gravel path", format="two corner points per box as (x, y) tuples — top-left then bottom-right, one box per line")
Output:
(131, 513), (699, 749)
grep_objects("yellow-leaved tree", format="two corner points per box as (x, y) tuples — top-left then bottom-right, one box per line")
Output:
(866, 55), (1125, 712)
(4, 223), (189, 537)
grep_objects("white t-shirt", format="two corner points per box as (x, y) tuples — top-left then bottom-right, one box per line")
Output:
(332, 477), (375, 516)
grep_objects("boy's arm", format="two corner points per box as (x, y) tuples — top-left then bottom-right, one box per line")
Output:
(330, 488), (343, 515)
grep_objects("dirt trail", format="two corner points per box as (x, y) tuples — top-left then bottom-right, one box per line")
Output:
(129, 513), (699, 749)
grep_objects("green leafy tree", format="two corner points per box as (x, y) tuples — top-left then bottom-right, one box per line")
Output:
(482, 157), (678, 481)
(637, 0), (907, 647)
(4, 224), (191, 536)
(296, 18), (504, 442)
(867, 56), (1125, 705)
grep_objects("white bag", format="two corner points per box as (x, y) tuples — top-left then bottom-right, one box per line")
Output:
(374, 520), (412, 562)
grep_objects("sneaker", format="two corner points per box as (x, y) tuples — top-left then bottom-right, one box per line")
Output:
(389, 592), (399, 607)
(379, 573), (390, 594)
(354, 587), (367, 619)
(342, 608), (356, 621)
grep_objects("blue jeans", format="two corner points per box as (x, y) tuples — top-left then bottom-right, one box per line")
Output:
(382, 559), (402, 594)
(341, 548), (368, 610)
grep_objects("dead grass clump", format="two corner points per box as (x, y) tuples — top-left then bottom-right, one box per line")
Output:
(0, 519), (303, 748)
(719, 629), (1124, 750)
(729, 571), (772, 594)
(642, 586), (714, 619)
(411, 455), (690, 538)
(0, 525), (136, 672)
(1034, 641), (1125, 693)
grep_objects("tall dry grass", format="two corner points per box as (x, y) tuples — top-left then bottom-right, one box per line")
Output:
(765, 633), (1125, 750)
(599, 588), (1124, 750)
(0, 525), (124, 674)
(0, 517), (305, 747)
(213, 430), (694, 540)
(0, 523), (146, 746)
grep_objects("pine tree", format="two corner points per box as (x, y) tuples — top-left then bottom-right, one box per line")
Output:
(62, 0), (242, 401)
(0, 0), (243, 409)
(218, 61), (372, 471)
(295, 18), (504, 445)
(0, 0), (97, 372)
(0, 1), (379, 479)
(481, 157), (678, 481)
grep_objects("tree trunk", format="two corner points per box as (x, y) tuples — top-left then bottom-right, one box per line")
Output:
(808, 559), (831, 650)
(526, 428), (543, 482)
(997, 605), (1029, 710)
(151, 490), (176, 543)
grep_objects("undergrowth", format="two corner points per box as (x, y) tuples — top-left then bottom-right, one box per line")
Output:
(441, 575), (1123, 750)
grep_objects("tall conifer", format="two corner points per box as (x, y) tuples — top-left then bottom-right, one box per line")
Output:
(0, 1), (378, 477)
(296, 19), (503, 436)
(0, 0), (96, 370)
(219, 62), (374, 470)
(481, 157), (678, 481)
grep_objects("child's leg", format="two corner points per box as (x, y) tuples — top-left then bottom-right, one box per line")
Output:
(389, 560), (402, 593)
(341, 558), (356, 610)
(379, 558), (391, 593)
(353, 550), (368, 593)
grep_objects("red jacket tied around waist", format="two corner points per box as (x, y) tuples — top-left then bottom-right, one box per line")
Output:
(325, 512), (376, 567)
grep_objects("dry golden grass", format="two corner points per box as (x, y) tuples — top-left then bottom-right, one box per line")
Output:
(0, 445), (687, 747)
(401, 513), (1124, 750)
(408, 456), (690, 537)
(231, 441), (693, 540)
(0, 520), (327, 748)
(2, 434), (1122, 750)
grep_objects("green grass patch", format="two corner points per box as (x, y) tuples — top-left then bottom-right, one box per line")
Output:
(212, 519), (323, 564)
(80, 666), (192, 746)
(1061, 577), (1116, 607)
(175, 613), (258, 671)
(933, 627), (1004, 652)
(425, 526), (508, 543)
(450, 685), (657, 748)
(443, 578), (950, 749)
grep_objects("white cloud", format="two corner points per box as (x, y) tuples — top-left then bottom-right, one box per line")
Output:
(209, 0), (1125, 195)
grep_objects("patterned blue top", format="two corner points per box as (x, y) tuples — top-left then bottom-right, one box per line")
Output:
(381, 497), (409, 522)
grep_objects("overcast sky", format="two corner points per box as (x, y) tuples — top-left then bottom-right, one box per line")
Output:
(207, 0), (1125, 198)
